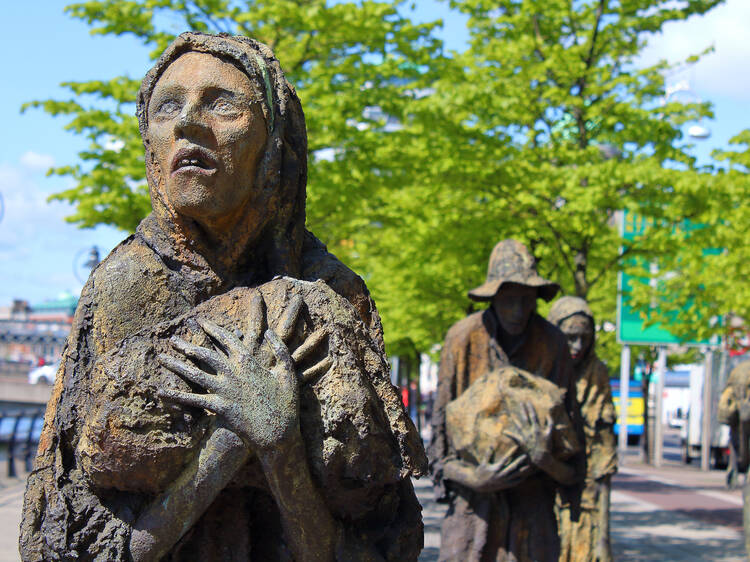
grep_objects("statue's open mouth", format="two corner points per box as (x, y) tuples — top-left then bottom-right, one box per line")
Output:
(171, 146), (218, 176)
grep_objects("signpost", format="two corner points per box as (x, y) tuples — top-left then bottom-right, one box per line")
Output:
(616, 210), (719, 467)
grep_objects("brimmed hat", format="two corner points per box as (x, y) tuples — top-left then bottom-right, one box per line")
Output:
(468, 239), (560, 302)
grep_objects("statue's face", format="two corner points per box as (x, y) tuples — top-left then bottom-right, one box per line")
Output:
(147, 52), (268, 228)
(559, 314), (594, 366)
(491, 284), (537, 336)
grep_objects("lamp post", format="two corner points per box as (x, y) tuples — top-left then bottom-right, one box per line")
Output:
(73, 246), (100, 285)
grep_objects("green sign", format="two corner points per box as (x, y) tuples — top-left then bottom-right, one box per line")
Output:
(616, 210), (717, 346)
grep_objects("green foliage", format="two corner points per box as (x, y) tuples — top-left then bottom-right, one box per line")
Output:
(340, 0), (727, 364)
(31, 0), (746, 366)
(627, 130), (750, 345)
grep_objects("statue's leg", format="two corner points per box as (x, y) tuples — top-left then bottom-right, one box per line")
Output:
(595, 477), (613, 562)
(744, 474), (750, 558)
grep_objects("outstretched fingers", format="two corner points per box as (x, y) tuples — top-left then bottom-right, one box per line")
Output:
(291, 328), (327, 364)
(169, 336), (228, 377)
(301, 356), (333, 383)
(487, 443), (519, 467)
(497, 451), (527, 477)
(158, 353), (222, 393)
(158, 388), (219, 412)
(245, 293), (267, 353)
(278, 295), (304, 343)
(265, 329), (296, 377)
(524, 402), (540, 426)
(197, 318), (244, 356)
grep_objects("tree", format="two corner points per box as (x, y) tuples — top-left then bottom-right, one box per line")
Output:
(31, 1), (746, 364)
(343, 0), (730, 364)
(630, 129), (750, 345)
(24, 0), (442, 239)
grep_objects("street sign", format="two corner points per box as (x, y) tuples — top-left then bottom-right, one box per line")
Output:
(616, 210), (718, 346)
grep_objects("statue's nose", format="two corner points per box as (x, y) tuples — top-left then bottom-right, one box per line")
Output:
(175, 101), (208, 137)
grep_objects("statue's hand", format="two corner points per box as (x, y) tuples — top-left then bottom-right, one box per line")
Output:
(158, 317), (299, 452)
(472, 445), (533, 492)
(158, 294), (331, 455)
(503, 402), (554, 468)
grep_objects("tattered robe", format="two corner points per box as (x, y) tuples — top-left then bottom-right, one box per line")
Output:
(428, 308), (582, 562)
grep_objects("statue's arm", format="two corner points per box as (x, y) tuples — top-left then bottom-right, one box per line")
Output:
(157, 308), (342, 561)
(427, 333), (460, 499)
(130, 426), (250, 562)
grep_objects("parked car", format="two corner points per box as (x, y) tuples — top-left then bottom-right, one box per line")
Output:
(28, 363), (58, 385)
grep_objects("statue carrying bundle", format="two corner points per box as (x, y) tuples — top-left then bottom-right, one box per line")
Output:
(446, 365), (580, 467)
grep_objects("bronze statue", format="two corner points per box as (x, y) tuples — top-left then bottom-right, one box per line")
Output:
(428, 239), (582, 562)
(20, 33), (426, 561)
(718, 360), (750, 557)
(548, 297), (617, 562)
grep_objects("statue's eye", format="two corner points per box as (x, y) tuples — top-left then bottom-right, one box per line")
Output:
(155, 100), (180, 116)
(212, 97), (239, 116)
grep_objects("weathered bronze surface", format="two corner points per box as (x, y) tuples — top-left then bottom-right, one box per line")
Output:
(20, 32), (425, 561)
(549, 296), (617, 562)
(718, 360), (750, 557)
(428, 239), (583, 562)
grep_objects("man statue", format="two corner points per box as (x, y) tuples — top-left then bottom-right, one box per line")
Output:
(718, 360), (750, 557)
(548, 297), (617, 562)
(20, 32), (425, 561)
(428, 239), (582, 561)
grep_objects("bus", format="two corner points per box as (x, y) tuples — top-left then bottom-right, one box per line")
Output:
(610, 379), (644, 445)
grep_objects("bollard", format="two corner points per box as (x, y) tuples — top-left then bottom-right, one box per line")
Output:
(8, 413), (23, 479)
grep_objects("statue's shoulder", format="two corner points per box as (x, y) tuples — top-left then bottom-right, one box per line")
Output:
(300, 230), (365, 290)
(531, 314), (568, 351)
(85, 234), (188, 347)
(300, 231), (381, 338)
(444, 310), (487, 346)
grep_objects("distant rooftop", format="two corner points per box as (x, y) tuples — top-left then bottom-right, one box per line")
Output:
(31, 292), (78, 315)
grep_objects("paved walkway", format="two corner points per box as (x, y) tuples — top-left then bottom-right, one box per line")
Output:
(417, 465), (747, 561)
(0, 466), (746, 561)
(0, 479), (25, 562)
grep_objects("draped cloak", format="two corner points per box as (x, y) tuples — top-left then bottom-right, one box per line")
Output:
(20, 32), (426, 562)
(427, 308), (582, 562)
(548, 297), (617, 562)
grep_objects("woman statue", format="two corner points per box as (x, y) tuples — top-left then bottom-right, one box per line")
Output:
(20, 32), (425, 562)
(548, 297), (617, 562)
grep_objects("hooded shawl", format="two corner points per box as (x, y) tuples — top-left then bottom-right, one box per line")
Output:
(20, 32), (425, 562)
(548, 297), (617, 562)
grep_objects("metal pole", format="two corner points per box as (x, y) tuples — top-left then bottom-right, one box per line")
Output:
(653, 348), (667, 468)
(390, 356), (400, 386)
(618, 345), (631, 462)
(701, 349), (714, 471)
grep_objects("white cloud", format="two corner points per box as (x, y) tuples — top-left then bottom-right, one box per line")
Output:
(0, 163), (125, 305)
(19, 151), (55, 172)
(640, 0), (750, 101)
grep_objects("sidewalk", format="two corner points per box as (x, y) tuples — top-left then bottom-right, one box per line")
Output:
(416, 464), (747, 561)
(0, 478), (25, 562)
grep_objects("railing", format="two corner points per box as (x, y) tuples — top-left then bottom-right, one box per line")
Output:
(0, 409), (46, 477)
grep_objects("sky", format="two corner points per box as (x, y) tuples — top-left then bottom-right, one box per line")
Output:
(1, 0), (749, 306)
